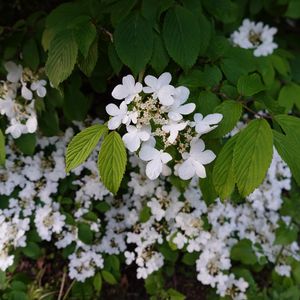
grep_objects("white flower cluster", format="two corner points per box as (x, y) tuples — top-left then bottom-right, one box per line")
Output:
(106, 73), (223, 180)
(231, 19), (278, 57)
(0, 121), (298, 299)
(0, 62), (47, 138)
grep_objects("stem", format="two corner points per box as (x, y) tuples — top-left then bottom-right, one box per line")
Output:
(62, 280), (75, 300)
(241, 103), (273, 120)
(138, 69), (145, 83)
(58, 269), (67, 300)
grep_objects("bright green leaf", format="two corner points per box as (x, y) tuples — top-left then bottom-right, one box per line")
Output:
(233, 119), (273, 196)
(278, 83), (300, 112)
(213, 135), (238, 200)
(98, 131), (127, 194)
(66, 124), (107, 173)
(208, 100), (242, 138)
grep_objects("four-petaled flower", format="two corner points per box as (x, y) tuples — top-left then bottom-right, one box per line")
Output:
(31, 80), (47, 98)
(106, 102), (131, 130)
(139, 144), (172, 180)
(168, 86), (196, 121)
(112, 75), (142, 104)
(143, 72), (175, 106)
(162, 121), (187, 144)
(192, 113), (223, 135)
(178, 139), (216, 180)
(122, 125), (151, 152)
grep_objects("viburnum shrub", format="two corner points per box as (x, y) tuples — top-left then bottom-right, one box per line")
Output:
(1, 0), (300, 299)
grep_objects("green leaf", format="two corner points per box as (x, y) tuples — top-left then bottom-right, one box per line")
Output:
(221, 48), (256, 84)
(22, 242), (42, 259)
(63, 82), (91, 121)
(0, 130), (5, 166)
(78, 37), (98, 77)
(213, 135), (238, 200)
(93, 272), (102, 293)
(66, 124), (107, 172)
(208, 100), (242, 138)
(98, 131), (127, 194)
(73, 18), (97, 58)
(22, 38), (39, 71)
(150, 34), (169, 74)
(271, 54), (290, 77)
(237, 73), (265, 96)
(38, 109), (60, 136)
(199, 171), (217, 204)
(167, 288), (186, 300)
(196, 91), (221, 115)
(78, 222), (94, 245)
(275, 222), (298, 245)
(108, 43), (123, 75)
(231, 239), (257, 265)
(278, 83), (300, 112)
(45, 30), (78, 87)
(140, 206), (151, 223)
(163, 6), (201, 69)
(285, 0), (300, 19)
(273, 115), (300, 185)
(233, 119), (273, 196)
(101, 270), (117, 285)
(202, 0), (239, 23)
(15, 133), (36, 156)
(114, 12), (154, 74)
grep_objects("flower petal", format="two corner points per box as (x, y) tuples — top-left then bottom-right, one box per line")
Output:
(106, 103), (119, 116)
(158, 72), (172, 86)
(177, 103), (196, 115)
(203, 113), (223, 125)
(146, 158), (163, 180)
(190, 139), (205, 155)
(139, 145), (157, 161)
(193, 160), (207, 178)
(178, 159), (195, 180)
(197, 150), (216, 165)
(112, 84), (129, 100)
(123, 132), (140, 152)
(158, 85), (175, 106)
(144, 75), (157, 90)
(108, 116), (122, 130)
(21, 85), (33, 100)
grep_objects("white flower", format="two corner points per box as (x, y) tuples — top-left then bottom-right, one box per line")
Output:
(31, 80), (47, 98)
(162, 121), (187, 144)
(0, 97), (15, 118)
(122, 125), (151, 152)
(26, 115), (38, 133)
(192, 113), (223, 135)
(231, 19), (278, 57)
(168, 86), (195, 121)
(178, 139), (216, 180)
(21, 83), (33, 100)
(5, 119), (26, 139)
(139, 144), (172, 180)
(4, 61), (23, 83)
(143, 72), (175, 106)
(111, 75), (142, 104)
(106, 102), (131, 130)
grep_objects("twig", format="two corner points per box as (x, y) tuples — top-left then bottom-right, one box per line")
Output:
(58, 269), (67, 300)
(62, 280), (75, 300)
